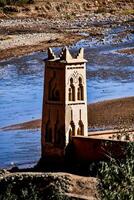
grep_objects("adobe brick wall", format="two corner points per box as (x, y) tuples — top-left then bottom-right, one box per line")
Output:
(69, 136), (127, 162)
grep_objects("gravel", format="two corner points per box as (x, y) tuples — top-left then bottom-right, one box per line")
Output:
(0, 33), (60, 50)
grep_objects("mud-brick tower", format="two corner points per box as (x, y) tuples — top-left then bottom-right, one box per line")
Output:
(41, 47), (88, 162)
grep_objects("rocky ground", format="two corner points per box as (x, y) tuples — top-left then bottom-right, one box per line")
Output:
(0, 17), (84, 60)
(0, 0), (133, 19)
(0, 12), (133, 60)
(0, 170), (99, 200)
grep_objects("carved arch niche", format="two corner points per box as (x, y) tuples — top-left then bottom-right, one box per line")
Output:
(54, 111), (65, 148)
(48, 71), (60, 101)
(68, 78), (75, 101)
(77, 77), (84, 101)
(69, 110), (75, 140)
(77, 110), (84, 136)
(45, 111), (52, 143)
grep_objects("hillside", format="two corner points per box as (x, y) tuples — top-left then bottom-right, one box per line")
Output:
(0, 0), (134, 18)
(1, 96), (134, 131)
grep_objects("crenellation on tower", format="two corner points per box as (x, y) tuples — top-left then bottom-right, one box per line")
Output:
(76, 48), (84, 59)
(60, 46), (73, 61)
(48, 47), (57, 60)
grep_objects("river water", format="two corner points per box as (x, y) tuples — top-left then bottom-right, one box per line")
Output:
(0, 25), (134, 168)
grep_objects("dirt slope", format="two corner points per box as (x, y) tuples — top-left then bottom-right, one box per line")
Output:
(1, 96), (134, 131)
(88, 96), (134, 129)
(0, 0), (134, 18)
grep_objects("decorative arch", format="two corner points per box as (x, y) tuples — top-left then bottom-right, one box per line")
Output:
(45, 111), (52, 143)
(69, 110), (75, 138)
(48, 72), (60, 101)
(48, 71), (55, 100)
(55, 127), (65, 148)
(77, 77), (84, 100)
(77, 110), (84, 135)
(77, 120), (84, 136)
(67, 71), (84, 85)
(70, 120), (75, 136)
(52, 83), (60, 101)
(54, 111), (65, 148)
(68, 77), (75, 101)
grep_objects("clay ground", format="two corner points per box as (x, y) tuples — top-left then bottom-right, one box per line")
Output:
(1, 96), (134, 131)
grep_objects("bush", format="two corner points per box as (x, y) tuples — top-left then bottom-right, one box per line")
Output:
(0, 183), (40, 200)
(0, 0), (6, 7)
(0, 0), (34, 7)
(0, 175), (71, 200)
(3, 5), (19, 12)
(98, 142), (134, 200)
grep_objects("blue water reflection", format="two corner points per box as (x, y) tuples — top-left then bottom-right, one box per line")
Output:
(0, 130), (40, 168)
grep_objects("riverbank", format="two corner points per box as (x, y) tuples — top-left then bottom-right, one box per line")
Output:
(0, 12), (133, 60)
(1, 96), (134, 131)
(0, 30), (85, 60)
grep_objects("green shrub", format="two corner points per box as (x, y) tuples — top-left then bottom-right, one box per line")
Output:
(0, 183), (70, 200)
(0, 183), (40, 200)
(98, 142), (134, 200)
(0, 0), (7, 7)
(0, 0), (34, 7)
(15, 0), (34, 5)
(0, 175), (70, 200)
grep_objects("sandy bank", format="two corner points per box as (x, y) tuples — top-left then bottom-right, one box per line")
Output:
(117, 48), (134, 55)
(0, 33), (84, 60)
(1, 96), (134, 131)
(0, 33), (63, 50)
(0, 13), (133, 60)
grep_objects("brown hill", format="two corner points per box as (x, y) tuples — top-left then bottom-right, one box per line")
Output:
(88, 96), (134, 129)
(1, 96), (134, 131)
(0, 0), (134, 18)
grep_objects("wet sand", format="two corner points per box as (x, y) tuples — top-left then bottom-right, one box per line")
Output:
(0, 13), (133, 60)
(0, 34), (84, 60)
(117, 48), (134, 55)
(2, 96), (134, 131)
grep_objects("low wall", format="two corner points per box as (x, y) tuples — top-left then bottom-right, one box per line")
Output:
(71, 136), (127, 162)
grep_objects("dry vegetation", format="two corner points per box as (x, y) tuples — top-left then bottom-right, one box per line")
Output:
(0, 0), (134, 18)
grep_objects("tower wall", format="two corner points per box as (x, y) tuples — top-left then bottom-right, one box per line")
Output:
(41, 47), (88, 162)
(41, 60), (66, 160)
(65, 63), (88, 144)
